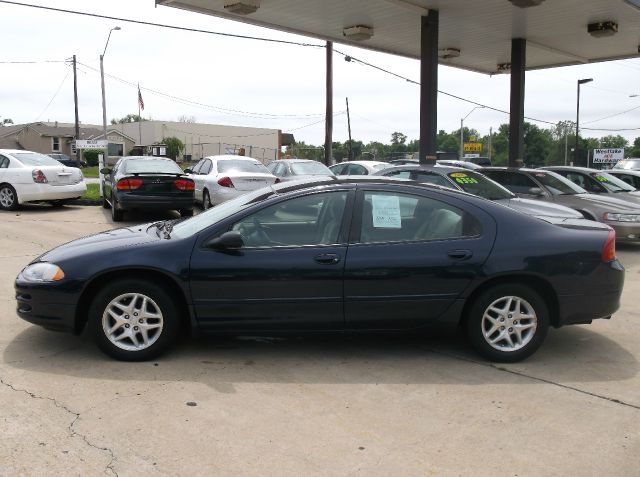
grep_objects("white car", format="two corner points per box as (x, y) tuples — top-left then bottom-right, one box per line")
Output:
(186, 155), (278, 209)
(329, 160), (391, 176)
(0, 149), (86, 210)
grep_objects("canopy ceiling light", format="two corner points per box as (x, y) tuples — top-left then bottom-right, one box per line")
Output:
(587, 21), (618, 38)
(508, 0), (545, 7)
(343, 25), (374, 41)
(439, 48), (461, 59)
(223, 1), (260, 15)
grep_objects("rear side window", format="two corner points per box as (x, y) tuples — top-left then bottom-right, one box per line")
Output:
(413, 171), (454, 188)
(358, 191), (481, 244)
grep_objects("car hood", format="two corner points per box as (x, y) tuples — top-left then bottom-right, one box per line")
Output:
(495, 198), (583, 219)
(566, 193), (640, 212)
(36, 226), (158, 264)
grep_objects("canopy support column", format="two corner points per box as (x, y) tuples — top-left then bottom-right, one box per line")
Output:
(509, 38), (526, 167)
(419, 9), (438, 164)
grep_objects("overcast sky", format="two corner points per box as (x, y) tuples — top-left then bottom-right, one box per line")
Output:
(1, 0), (639, 147)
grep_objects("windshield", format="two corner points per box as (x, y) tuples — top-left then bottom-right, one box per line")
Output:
(171, 187), (275, 239)
(533, 171), (585, 195)
(12, 152), (64, 166)
(446, 171), (513, 200)
(291, 161), (333, 175)
(590, 172), (636, 192)
(613, 159), (640, 170)
(218, 160), (271, 174)
(124, 159), (183, 174)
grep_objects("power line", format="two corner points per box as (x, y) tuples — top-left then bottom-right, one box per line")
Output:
(0, 0), (324, 48)
(582, 104), (640, 125)
(0, 60), (67, 64)
(33, 67), (71, 121)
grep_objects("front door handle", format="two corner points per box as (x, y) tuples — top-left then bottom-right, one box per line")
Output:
(447, 249), (473, 260)
(314, 253), (341, 265)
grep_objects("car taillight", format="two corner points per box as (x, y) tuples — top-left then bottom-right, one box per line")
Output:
(218, 176), (234, 188)
(32, 169), (48, 183)
(116, 178), (143, 190)
(601, 229), (616, 262)
(174, 179), (195, 191)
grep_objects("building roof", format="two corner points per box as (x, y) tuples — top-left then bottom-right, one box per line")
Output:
(157, 0), (640, 74)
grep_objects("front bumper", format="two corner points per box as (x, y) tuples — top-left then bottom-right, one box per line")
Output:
(15, 276), (81, 333)
(607, 221), (640, 241)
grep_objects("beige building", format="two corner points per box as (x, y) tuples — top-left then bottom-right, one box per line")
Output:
(0, 122), (136, 162)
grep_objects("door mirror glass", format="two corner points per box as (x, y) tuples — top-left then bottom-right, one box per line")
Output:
(206, 231), (244, 250)
(99, 167), (111, 175)
(184, 168), (193, 174)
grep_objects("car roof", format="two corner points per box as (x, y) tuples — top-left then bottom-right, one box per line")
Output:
(121, 156), (175, 161)
(541, 165), (602, 173)
(204, 155), (260, 161)
(375, 163), (471, 174)
(608, 168), (640, 176)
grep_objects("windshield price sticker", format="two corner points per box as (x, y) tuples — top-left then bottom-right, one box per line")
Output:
(594, 175), (609, 182)
(454, 177), (478, 184)
(371, 195), (402, 229)
(450, 172), (467, 178)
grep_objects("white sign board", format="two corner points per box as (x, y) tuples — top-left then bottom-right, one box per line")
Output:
(593, 148), (624, 164)
(75, 139), (107, 148)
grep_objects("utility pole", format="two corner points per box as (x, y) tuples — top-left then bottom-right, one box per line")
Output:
(564, 132), (568, 165)
(488, 127), (492, 162)
(324, 41), (333, 166)
(346, 97), (353, 162)
(72, 55), (80, 167)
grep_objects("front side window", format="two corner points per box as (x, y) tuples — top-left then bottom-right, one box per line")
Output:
(359, 191), (481, 244)
(231, 191), (348, 247)
(199, 159), (212, 175)
(413, 171), (455, 189)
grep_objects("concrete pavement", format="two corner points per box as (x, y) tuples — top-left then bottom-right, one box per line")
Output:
(1, 204), (638, 476)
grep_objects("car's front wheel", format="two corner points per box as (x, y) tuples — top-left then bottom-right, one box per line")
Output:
(89, 279), (180, 361)
(0, 184), (18, 211)
(466, 283), (549, 362)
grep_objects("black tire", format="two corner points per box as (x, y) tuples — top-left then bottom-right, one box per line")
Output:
(111, 193), (124, 222)
(180, 209), (194, 217)
(88, 279), (180, 361)
(466, 283), (549, 363)
(203, 190), (212, 210)
(50, 200), (69, 208)
(0, 183), (19, 211)
(102, 193), (111, 209)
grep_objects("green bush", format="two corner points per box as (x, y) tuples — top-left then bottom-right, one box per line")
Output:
(83, 149), (103, 167)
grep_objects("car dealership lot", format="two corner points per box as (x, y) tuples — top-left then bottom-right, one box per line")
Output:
(1, 205), (639, 476)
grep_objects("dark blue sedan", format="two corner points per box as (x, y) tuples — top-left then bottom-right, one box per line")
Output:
(15, 178), (624, 362)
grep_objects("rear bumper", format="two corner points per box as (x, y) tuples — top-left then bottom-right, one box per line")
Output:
(208, 187), (247, 205)
(16, 182), (86, 204)
(116, 193), (195, 211)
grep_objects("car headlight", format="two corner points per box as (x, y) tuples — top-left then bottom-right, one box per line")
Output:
(21, 263), (65, 282)
(604, 212), (640, 222)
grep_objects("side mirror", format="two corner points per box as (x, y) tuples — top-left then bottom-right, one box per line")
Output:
(528, 187), (544, 196)
(100, 167), (111, 175)
(184, 168), (193, 174)
(205, 231), (244, 250)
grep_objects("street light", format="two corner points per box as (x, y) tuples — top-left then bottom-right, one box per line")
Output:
(100, 26), (121, 196)
(460, 106), (485, 159)
(575, 78), (593, 166)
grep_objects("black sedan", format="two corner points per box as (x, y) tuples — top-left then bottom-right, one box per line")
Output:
(101, 156), (195, 222)
(15, 178), (623, 362)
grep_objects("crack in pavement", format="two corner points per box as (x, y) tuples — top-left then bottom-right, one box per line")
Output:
(0, 376), (119, 476)
(424, 347), (640, 411)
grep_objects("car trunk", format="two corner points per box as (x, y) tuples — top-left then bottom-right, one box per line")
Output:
(124, 174), (192, 197)
(40, 166), (83, 186)
(226, 172), (276, 191)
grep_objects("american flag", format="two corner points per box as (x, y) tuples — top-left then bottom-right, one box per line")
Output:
(138, 86), (144, 111)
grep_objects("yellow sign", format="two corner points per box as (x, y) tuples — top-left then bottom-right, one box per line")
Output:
(450, 172), (468, 177)
(463, 142), (482, 153)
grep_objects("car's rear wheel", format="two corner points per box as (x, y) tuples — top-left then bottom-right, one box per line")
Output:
(466, 283), (549, 362)
(203, 190), (212, 210)
(0, 184), (18, 211)
(111, 193), (124, 222)
(180, 209), (194, 217)
(89, 279), (180, 361)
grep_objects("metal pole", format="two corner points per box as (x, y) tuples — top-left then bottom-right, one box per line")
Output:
(346, 97), (353, 162)
(459, 118), (464, 159)
(564, 132), (568, 165)
(100, 54), (107, 197)
(575, 82), (580, 166)
(324, 41), (333, 166)
(419, 10), (438, 164)
(508, 38), (526, 167)
(488, 126), (492, 162)
(72, 55), (81, 167)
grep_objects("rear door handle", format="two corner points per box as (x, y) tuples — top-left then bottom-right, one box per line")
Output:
(447, 249), (473, 260)
(314, 253), (341, 265)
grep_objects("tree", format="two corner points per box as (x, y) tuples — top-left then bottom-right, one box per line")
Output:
(523, 123), (553, 167)
(629, 137), (640, 157)
(161, 136), (184, 160)
(178, 115), (196, 123)
(111, 114), (146, 124)
(599, 135), (628, 149)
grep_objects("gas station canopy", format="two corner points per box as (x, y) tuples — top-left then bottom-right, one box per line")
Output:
(157, 0), (640, 74)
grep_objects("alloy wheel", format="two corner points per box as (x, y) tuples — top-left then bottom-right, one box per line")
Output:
(481, 295), (537, 352)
